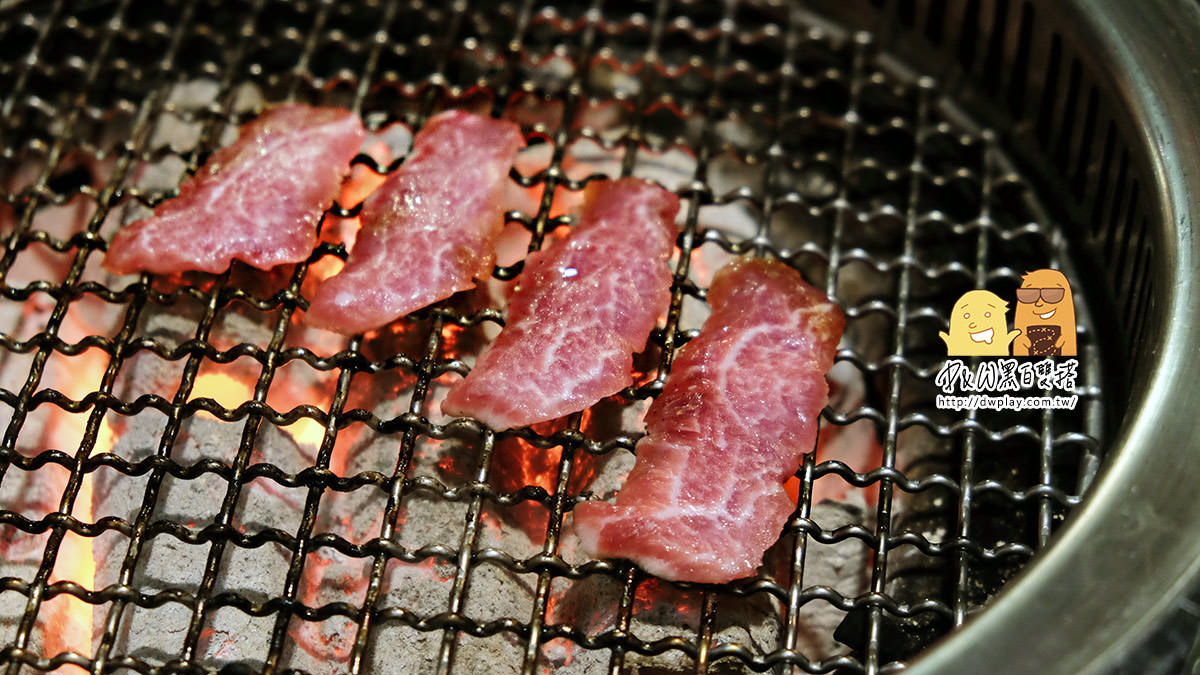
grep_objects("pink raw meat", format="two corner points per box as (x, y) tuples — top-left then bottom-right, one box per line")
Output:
(305, 110), (524, 334)
(440, 178), (680, 430)
(572, 256), (844, 583)
(104, 103), (365, 275)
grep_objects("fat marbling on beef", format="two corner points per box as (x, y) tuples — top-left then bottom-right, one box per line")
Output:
(305, 110), (523, 334)
(440, 178), (679, 430)
(572, 256), (844, 583)
(104, 103), (365, 275)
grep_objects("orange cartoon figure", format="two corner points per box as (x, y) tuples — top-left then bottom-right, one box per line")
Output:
(939, 289), (1021, 356)
(1012, 268), (1076, 356)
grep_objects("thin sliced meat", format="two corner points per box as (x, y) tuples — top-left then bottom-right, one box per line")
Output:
(104, 103), (365, 275)
(572, 256), (844, 583)
(305, 110), (524, 334)
(441, 178), (680, 430)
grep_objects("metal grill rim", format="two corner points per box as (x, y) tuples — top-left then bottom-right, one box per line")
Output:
(0, 1), (1110, 674)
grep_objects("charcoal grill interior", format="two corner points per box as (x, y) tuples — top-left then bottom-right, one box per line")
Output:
(2, 0), (1192, 673)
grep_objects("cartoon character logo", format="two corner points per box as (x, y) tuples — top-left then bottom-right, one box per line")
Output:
(1012, 268), (1076, 356)
(939, 289), (1022, 356)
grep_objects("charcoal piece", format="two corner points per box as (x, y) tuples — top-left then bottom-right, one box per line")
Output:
(111, 602), (191, 667)
(214, 543), (290, 602)
(155, 472), (228, 528)
(833, 604), (926, 662)
(0, 591), (30, 650)
(785, 501), (872, 662)
(232, 477), (305, 536)
(451, 632), (528, 674)
(882, 427), (959, 657)
(364, 624), (440, 674)
(0, 466), (61, 658)
(103, 536), (210, 666)
(460, 565), (536, 626)
(540, 635), (611, 674)
(285, 547), (370, 673)
(198, 607), (273, 670)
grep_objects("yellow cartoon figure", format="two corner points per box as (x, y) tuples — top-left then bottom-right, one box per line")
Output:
(939, 290), (1021, 356)
(1012, 268), (1076, 356)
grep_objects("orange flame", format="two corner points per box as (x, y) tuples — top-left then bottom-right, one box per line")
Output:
(192, 371), (254, 410)
(195, 367), (327, 453)
(286, 417), (326, 452)
(308, 142), (390, 286)
(341, 145), (388, 208)
(787, 420), (884, 508)
(307, 254), (346, 284)
(41, 347), (117, 666)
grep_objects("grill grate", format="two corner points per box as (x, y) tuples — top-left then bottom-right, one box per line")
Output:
(0, 1), (1105, 673)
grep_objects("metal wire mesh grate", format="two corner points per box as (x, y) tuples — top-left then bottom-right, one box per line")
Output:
(0, 0), (1106, 673)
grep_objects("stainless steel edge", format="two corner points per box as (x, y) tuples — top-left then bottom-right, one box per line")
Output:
(906, 0), (1200, 673)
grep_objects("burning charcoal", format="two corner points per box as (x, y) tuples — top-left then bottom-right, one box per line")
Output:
(87, 467), (149, 575)
(543, 575), (622, 672)
(199, 607), (274, 670)
(787, 501), (872, 661)
(879, 425), (958, 655)
(833, 604), (925, 663)
(0, 591), (31, 650)
(460, 564), (537, 629)
(0, 292), (44, 357)
(0, 467), (55, 651)
(474, 498), (547, 562)
(113, 602), (192, 666)
(709, 590), (785, 664)
(811, 360), (885, 508)
(93, 369), (292, 668)
(540, 635), (611, 674)
(364, 624), (440, 673)
(622, 579), (704, 672)
(451, 631), (531, 674)
(379, 556), (456, 628)
(471, 432), (607, 552)
(285, 429), (431, 672)
(283, 545), (371, 674)
(223, 480), (301, 587)
(0, 315), (128, 661)
(287, 548), (458, 673)
(105, 535), (209, 664)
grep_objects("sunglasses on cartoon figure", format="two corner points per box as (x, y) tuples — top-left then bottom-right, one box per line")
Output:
(1016, 287), (1066, 304)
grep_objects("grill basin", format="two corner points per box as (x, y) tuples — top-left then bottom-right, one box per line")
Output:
(0, 0), (1196, 674)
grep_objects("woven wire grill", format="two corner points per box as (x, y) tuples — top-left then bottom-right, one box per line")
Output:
(0, 0), (1106, 673)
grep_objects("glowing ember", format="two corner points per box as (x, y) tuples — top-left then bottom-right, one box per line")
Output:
(309, 139), (391, 286)
(38, 343), (118, 665)
(192, 371), (255, 410)
(306, 254), (346, 285)
(475, 418), (602, 544)
(286, 417), (326, 452)
(634, 577), (699, 620)
(440, 323), (467, 361)
(690, 244), (722, 288)
(341, 141), (389, 208)
(796, 419), (884, 507)
(812, 362), (885, 507)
